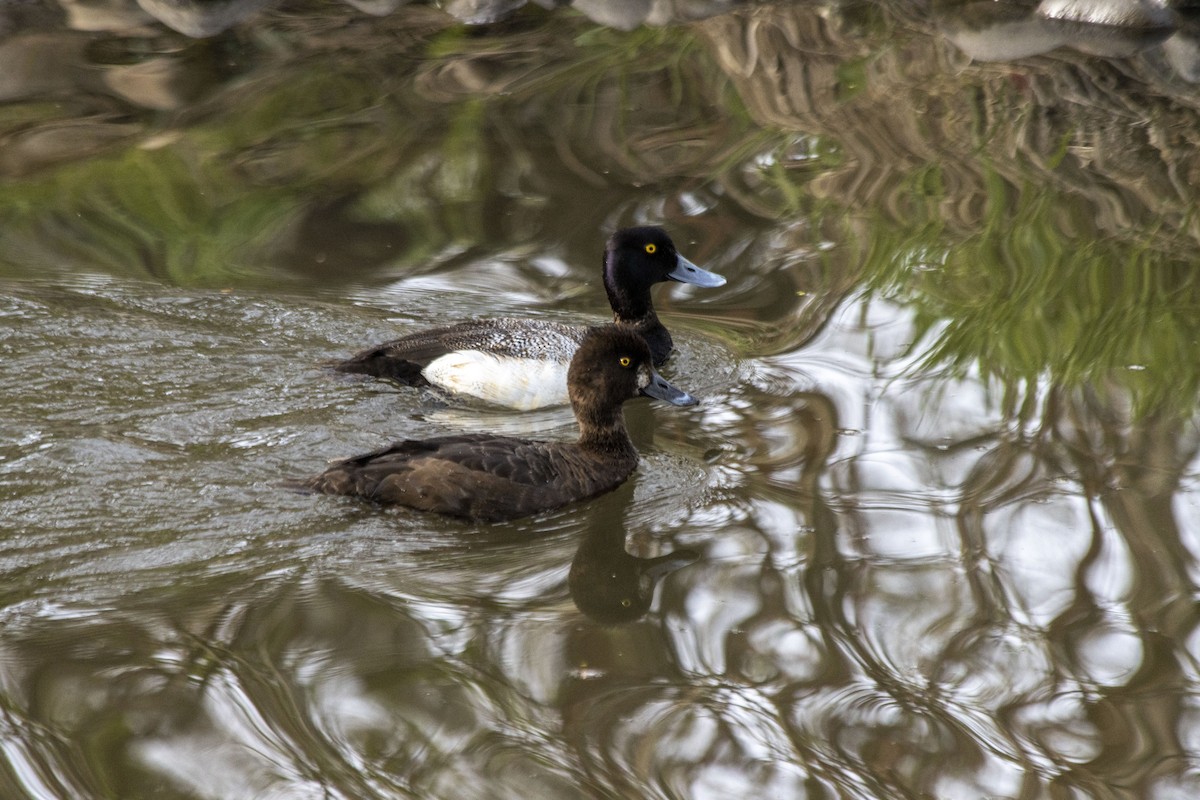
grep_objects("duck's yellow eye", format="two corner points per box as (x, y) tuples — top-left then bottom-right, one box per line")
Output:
(619, 356), (632, 367)
(644, 243), (657, 254)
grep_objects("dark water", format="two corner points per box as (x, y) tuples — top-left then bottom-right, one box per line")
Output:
(4, 1), (1200, 798)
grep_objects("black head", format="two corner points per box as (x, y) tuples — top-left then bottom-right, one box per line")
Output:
(567, 326), (697, 417)
(602, 227), (726, 323)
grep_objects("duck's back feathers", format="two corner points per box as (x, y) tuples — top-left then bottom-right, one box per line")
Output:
(334, 319), (584, 376)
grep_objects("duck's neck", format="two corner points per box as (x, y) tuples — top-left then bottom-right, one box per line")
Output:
(614, 312), (672, 366)
(575, 405), (638, 461)
(604, 258), (672, 364)
(605, 277), (652, 322)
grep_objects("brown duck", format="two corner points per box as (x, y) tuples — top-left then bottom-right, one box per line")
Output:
(292, 326), (697, 522)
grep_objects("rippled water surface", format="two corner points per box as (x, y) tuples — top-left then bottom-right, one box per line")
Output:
(5, 1), (1200, 798)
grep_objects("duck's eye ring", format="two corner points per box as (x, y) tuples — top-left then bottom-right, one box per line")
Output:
(644, 243), (657, 254)
(619, 356), (632, 367)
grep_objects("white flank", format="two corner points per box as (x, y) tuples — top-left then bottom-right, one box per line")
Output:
(422, 351), (570, 410)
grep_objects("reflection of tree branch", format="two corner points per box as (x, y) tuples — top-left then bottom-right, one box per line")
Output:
(1055, 385), (1199, 612)
(1040, 384), (1199, 792)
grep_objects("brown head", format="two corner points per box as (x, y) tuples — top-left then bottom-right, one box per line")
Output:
(567, 326), (696, 451)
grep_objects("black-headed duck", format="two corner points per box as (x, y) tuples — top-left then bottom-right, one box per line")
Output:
(331, 227), (725, 409)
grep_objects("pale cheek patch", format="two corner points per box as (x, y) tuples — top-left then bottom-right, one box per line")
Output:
(423, 351), (570, 410)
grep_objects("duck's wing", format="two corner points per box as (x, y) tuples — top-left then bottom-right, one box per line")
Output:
(297, 433), (632, 522)
(329, 434), (562, 484)
(298, 434), (560, 513)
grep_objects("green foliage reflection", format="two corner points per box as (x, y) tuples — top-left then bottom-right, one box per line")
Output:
(873, 178), (1200, 416)
(0, 145), (298, 285)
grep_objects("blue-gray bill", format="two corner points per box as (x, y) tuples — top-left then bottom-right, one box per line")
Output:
(669, 254), (726, 288)
(642, 369), (698, 406)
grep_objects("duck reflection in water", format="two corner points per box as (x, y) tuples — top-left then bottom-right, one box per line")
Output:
(569, 520), (698, 624)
